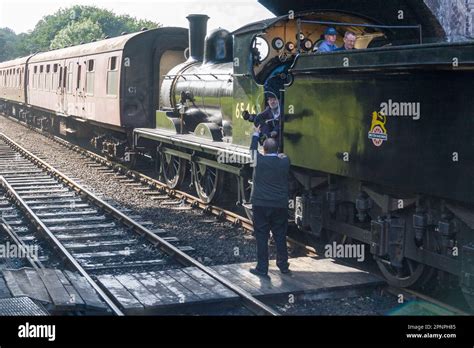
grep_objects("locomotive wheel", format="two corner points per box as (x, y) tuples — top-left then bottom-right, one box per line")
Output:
(192, 163), (223, 204)
(376, 257), (436, 289)
(377, 222), (439, 289)
(161, 153), (186, 189)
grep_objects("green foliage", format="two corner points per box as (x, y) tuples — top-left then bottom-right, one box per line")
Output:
(50, 19), (104, 49)
(0, 5), (160, 61)
(0, 28), (20, 61)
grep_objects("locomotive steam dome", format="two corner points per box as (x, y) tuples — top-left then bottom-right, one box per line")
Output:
(203, 29), (233, 64)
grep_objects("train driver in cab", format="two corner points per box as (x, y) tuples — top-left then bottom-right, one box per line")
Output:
(336, 31), (357, 51)
(316, 27), (338, 53)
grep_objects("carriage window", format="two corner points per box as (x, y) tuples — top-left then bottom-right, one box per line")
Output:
(109, 56), (117, 70)
(40, 65), (45, 89)
(63, 66), (67, 89)
(33, 66), (37, 89)
(45, 65), (50, 90)
(77, 64), (82, 90)
(106, 56), (118, 96)
(59, 66), (63, 88)
(86, 59), (95, 95)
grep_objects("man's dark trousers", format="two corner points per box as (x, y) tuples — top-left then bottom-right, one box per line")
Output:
(253, 205), (289, 273)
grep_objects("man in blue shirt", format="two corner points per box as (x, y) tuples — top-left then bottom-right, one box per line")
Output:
(317, 27), (338, 53)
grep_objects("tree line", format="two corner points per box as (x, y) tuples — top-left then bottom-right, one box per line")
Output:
(0, 5), (160, 62)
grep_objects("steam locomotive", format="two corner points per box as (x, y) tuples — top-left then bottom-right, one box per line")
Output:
(0, 0), (473, 307)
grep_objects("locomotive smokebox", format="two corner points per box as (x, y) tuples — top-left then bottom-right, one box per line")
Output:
(186, 14), (209, 62)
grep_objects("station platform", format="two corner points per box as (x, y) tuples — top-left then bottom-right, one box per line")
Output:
(96, 257), (384, 314)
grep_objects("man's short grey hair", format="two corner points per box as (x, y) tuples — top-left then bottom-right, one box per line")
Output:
(263, 138), (278, 154)
(345, 31), (357, 38)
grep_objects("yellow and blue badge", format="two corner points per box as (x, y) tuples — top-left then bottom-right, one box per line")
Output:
(368, 111), (388, 147)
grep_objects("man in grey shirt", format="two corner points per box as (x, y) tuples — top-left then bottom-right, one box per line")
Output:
(249, 127), (290, 277)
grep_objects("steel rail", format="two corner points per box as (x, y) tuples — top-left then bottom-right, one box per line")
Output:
(0, 132), (278, 316)
(9, 116), (255, 232)
(0, 176), (124, 316)
(0, 213), (44, 272)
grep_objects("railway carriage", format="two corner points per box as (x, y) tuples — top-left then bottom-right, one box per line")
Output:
(0, 56), (29, 106)
(1, 27), (188, 156)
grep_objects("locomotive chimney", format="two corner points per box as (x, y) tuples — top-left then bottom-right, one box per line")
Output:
(186, 14), (209, 62)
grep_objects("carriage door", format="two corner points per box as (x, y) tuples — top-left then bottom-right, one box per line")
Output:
(57, 61), (66, 114)
(61, 61), (74, 115)
(75, 58), (85, 117)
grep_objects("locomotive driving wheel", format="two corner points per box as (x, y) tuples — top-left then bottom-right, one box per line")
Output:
(376, 257), (436, 289)
(160, 152), (187, 189)
(192, 163), (223, 204)
(376, 223), (439, 289)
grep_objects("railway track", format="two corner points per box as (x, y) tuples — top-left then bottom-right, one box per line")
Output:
(1, 114), (320, 258)
(0, 132), (278, 316)
(6, 115), (254, 230)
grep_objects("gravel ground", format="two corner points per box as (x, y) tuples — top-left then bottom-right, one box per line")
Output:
(274, 288), (399, 315)
(0, 116), (302, 267)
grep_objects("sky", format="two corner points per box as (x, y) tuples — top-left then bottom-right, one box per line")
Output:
(0, 0), (275, 34)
